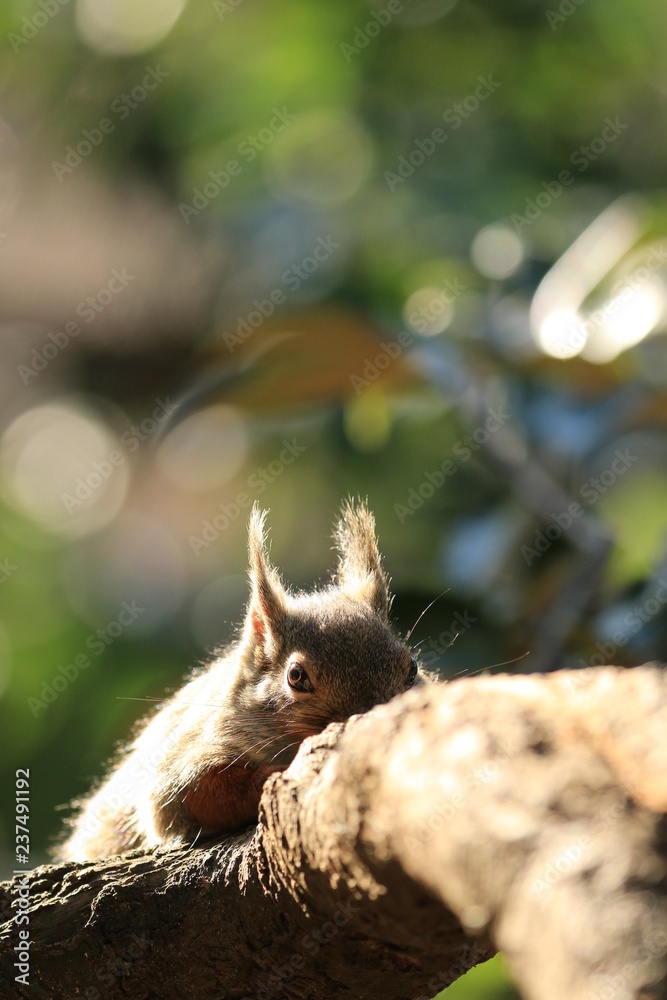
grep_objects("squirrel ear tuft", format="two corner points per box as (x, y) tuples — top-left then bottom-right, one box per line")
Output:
(334, 499), (389, 619)
(246, 505), (286, 649)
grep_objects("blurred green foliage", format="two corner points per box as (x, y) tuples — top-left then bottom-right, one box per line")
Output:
(437, 956), (518, 1000)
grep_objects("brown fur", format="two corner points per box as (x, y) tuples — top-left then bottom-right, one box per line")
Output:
(56, 500), (422, 861)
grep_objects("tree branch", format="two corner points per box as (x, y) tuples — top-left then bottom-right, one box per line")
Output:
(2, 666), (666, 1000)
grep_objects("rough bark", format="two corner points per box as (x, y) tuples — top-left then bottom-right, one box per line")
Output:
(1, 666), (667, 1000)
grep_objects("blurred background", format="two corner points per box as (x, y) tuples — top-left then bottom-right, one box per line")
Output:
(1, 1), (667, 996)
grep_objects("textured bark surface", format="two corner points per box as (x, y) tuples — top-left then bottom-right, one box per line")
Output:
(1, 666), (666, 1000)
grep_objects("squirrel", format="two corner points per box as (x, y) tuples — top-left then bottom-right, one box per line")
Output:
(56, 500), (423, 862)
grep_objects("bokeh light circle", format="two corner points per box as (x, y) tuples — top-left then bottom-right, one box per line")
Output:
(265, 109), (373, 206)
(0, 402), (129, 538)
(156, 404), (248, 493)
(471, 224), (523, 280)
(76, 0), (187, 56)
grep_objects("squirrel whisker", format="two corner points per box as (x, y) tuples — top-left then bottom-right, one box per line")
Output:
(55, 500), (428, 861)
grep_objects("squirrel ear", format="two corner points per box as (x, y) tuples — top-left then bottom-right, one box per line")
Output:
(335, 499), (389, 620)
(246, 505), (286, 649)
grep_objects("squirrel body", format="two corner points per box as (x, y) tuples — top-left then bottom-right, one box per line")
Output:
(56, 501), (421, 862)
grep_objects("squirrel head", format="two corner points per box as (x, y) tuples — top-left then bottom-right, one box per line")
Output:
(238, 500), (420, 760)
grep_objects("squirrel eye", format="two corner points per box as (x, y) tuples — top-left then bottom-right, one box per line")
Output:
(405, 657), (419, 689)
(287, 663), (311, 692)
